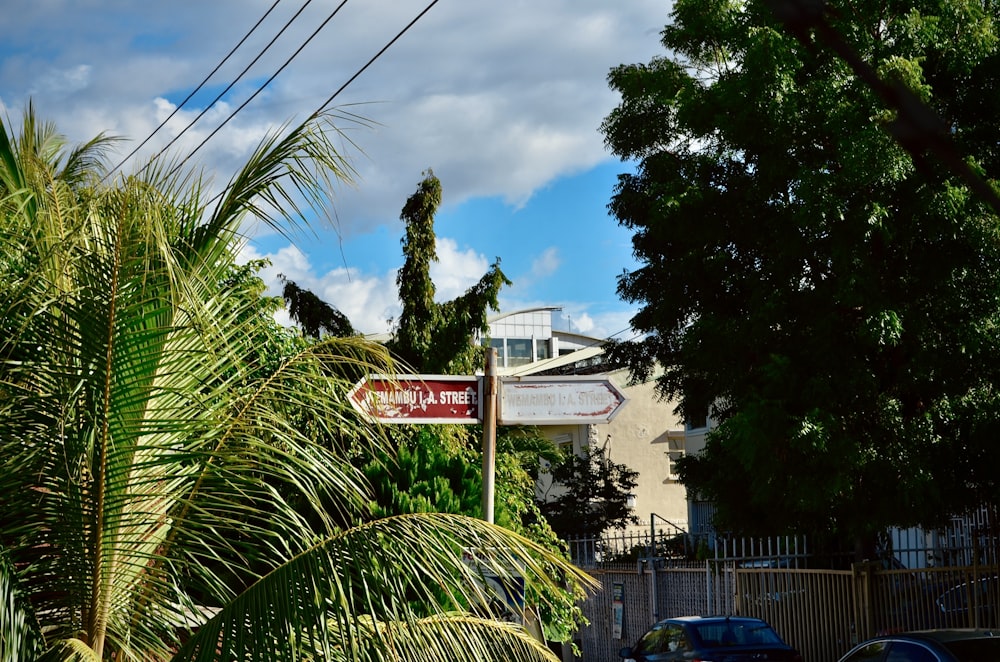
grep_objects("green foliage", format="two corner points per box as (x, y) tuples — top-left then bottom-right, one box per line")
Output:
(360, 424), (588, 643)
(389, 170), (511, 374)
(0, 106), (593, 661)
(364, 427), (482, 518)
(538, 443), (639, 539)
(603, 0), (1000, 545)
(278, 274), (356, 338)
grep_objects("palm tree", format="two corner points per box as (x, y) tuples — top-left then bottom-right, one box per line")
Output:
(0, 106), (592, 661)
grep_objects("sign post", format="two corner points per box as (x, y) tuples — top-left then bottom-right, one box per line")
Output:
(481, 349), (498, 524)
(347, 370), (629, 526)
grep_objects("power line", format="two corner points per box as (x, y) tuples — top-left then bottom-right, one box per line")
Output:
(167, 0), (353, 179)
(155, 0), (328, 179)
(172, 0), (441, 181)
(107, 0), (285, 179)
(309, 0), (441, 119)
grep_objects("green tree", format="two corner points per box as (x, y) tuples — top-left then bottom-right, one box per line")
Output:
(537, 443), (639, 539)
(389, 170), (510, 375)
(279, 274), (356, 338)
(0, 107), (592, 661)
(601, 1), (1000, 549)
(363, 427), (482, 518)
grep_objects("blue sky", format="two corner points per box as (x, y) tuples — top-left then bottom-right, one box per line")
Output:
(0, 0), (669, 337)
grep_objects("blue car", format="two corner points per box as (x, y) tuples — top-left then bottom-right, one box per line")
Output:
(619, 615), (802, 662)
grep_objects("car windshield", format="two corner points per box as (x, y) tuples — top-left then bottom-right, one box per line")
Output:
(943, 638), (1000, 661)
(693, 622), (784, 648)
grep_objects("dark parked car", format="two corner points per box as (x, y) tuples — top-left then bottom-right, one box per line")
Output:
(837, 630), (1000, 662)
(619, 615), (802, 662)
(934, 576), (999, 627)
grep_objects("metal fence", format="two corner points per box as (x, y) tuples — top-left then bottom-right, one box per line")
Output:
(566, 510), (1000, 662)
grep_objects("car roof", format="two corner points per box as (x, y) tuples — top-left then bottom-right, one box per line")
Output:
(893, 629), (1000, 644)
(664, 616), (768, 625)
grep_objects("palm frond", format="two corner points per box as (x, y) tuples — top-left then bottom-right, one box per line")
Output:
(366, 614), (560, 662)
(203, 110), (363, 249)
(173, 513), (595, 662)
(35, 639), (101, 662)
(0, 547), (44, 661)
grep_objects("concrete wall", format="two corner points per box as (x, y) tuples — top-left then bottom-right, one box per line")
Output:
(535, 369), (689, 536)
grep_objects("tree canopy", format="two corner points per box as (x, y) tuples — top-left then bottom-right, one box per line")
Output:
(279, 274), (356, 338)
(602, 0), (1000, 546)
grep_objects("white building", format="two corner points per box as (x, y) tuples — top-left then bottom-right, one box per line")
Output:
(485, 307), (690, 536)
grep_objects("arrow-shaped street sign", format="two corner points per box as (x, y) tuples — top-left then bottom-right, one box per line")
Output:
(347, 374), (481, 424)
(498, 376), (628, 425)
(347, 361), (630, 525)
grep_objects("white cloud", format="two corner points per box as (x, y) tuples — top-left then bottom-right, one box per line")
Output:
(573, 313), (596, 334)
(429, 238), (492, 302)
(245, 235), (504, 336)
(530, 248), (561, 279)
(3, 0), (661, 340)
(242, 243), (400, 335)
(0, 0), (667, 234)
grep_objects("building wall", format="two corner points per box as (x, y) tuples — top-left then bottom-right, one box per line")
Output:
(532, 372), (689, 535)
(592, 370), (688, 533)
(487, 307), (691, 535)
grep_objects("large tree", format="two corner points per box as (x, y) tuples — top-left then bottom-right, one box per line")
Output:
(0, 107), (591, 661)
(602, 1), (1000, 548)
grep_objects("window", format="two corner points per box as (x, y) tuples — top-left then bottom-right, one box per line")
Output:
(634, 624), (689, 656)
(535, 339), (550, 361)
(685, 407), (709, 431)
(885, 642), (936, 662)
(665, 452), (682, 481)
(507, 338), (532, 366)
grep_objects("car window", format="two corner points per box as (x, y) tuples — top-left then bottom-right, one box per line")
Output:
(943, 638), (1000, 661)
(886, 642), (937, 662)
(843, 641), (888, 662)
(633, 624), (670, 655)
(735, 623), (784, 645)
(693, 622), (782, 647)
(634, 623), (688, 655)
(695, 623), (739, 647)
(664, 625), (691, 653)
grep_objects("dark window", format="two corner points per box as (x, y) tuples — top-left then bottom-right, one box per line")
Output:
(685, 408), (708, 431)
(843, 641), (888, 662)
(634, 624), (689, 656)
(507, 338), (532, 366)
(886, 641), (937, 662)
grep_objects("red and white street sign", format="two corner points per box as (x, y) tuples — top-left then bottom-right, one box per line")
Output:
(498, 376), (628, 425)
(347, 374), (481, 424)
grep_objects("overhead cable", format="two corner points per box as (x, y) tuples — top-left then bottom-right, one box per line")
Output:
(173, 0), (441, 180)
(309, 0), (441, 119)
(167, 0), (352, 178)
(137, 0), (325, 181)
(107, 0), (286, 179)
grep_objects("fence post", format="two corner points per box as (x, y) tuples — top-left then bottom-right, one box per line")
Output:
(852, 561), (876, 643)
(706, 559), (714, 615)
